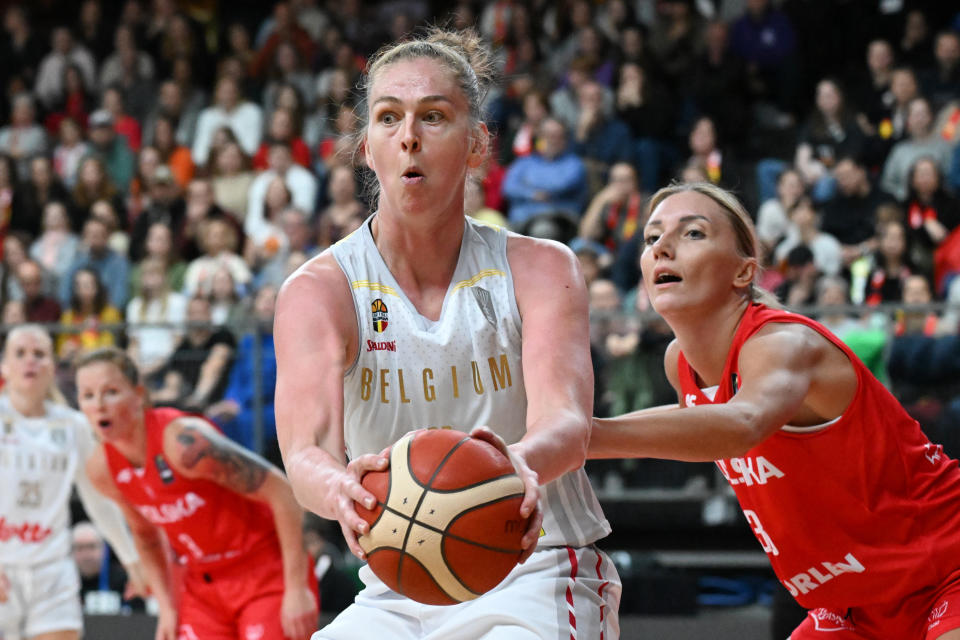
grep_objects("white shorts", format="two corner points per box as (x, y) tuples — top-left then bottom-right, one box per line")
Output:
(315, 545), (621, 640)
(0, 557), (82, 639)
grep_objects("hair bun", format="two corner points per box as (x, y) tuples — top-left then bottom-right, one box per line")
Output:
(423, 26), (495, 94)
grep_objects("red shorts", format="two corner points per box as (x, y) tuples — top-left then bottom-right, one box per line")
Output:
(176, 549), (318, 640)
(791, 572), (960, 639)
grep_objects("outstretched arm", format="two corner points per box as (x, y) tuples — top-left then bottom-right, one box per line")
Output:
(85, 448), (177, 640)
(164, 417), (317, 639)
(273, 254), (387, 561)
(588, 324), (858, 462)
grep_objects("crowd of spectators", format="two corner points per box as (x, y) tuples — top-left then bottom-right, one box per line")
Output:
(1, 0), (959, 462)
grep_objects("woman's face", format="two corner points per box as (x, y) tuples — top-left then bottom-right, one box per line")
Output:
(777, 170), (804, 204)
(523, 93), (547, 123)
(59, 118), (82, 145)
(43, 203), (69, 232)
(210, 268), (234, 299)
(80, 159), (104, 188)
(364, 57), (484, 217)
(3, 236), (26, 268)
(154, 119), (174, 149)
(911, 159), (939, 195)
(640, 191), (751, 316)
(76, 361), (143, 444)
(329, 167), (355, 202)
(815, 81), (841, 117)
(30, 157), (52, 186)
(1, 329), (55, 401)
(880, 223), (906, 260)
(74, 271), (99, 305)
(145, 223), (172, 257)
(138, 147), (161, 180)
(269, 109), (293, 141)
(265, 177), (290, 212)
(689, 119), (716, 155)
(140, 264), (165, 294)
(216, 143), (243, 174)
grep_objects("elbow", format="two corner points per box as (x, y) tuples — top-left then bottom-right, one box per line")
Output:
(564, 413), (591, 473)
(723, 407), (774, 459)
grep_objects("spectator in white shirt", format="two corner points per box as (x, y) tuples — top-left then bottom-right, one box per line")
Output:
(192, 76), (263, 166)
(245, 142), (317, 240)
(34, 27), (97, 110)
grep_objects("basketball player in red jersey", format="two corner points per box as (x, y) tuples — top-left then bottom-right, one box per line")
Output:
(588, 181), (960, 639)
(74, 348), (318, 640)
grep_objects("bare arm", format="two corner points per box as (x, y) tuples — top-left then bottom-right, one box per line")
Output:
(589, 324), (858, 461)
(273, 255), (387, 559)
(164, 417), (317, 638)
(86, 448), (177, 640)
(508, 236), (594, 481)
(578, 187), (617, 240)
(188, 343), (234, 405)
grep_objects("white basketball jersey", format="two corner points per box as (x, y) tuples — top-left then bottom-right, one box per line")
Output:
(0, 395), (90, 566)
(332, 216), (610, 547)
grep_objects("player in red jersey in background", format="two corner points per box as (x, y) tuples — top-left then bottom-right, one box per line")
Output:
(588, 181), (960, 639)
(74, 347), (317, 640)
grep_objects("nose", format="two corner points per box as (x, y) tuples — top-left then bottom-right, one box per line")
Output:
(650, 232), (674, 260)
(400, 118), (421, 153)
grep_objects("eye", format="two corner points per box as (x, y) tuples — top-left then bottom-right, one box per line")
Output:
(423, 110), (444, 123)
(378, 111), (399, 125)
(685, 228), (705, 239)
(643, 234), (660, 246)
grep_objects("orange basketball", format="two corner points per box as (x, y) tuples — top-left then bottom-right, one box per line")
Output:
(355, 429), (529, 605)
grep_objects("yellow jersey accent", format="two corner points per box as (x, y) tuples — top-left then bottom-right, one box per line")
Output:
(352, 281), (399, 297)
(451, 269), (506, 292)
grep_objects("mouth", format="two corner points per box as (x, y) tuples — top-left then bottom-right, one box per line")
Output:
(97, 419), (112, 430)
(400, 167), (424, 185)
(653, 271), (682, 286)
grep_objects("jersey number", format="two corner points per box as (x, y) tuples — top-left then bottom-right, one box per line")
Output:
(17, 481), (42, 508)
(743, 509), (779, 556)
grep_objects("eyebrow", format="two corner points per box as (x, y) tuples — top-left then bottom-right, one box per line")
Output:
(371, 95), (455, 108)
(645, 214), (711, 227)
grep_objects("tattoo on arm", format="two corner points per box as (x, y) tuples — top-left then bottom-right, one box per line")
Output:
(176, 426), (268, 493)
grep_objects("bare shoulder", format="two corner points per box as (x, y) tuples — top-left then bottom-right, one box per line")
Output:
(163, 416), (270, 494)
(741, 322), (837, 370)
(275, 250), (357, 362)
(506, 234), (583, 294)
(85, 445), (121, 499)
(277, 250), (353, 316)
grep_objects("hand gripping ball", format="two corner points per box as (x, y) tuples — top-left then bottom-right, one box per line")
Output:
(355, 429), (529, 605)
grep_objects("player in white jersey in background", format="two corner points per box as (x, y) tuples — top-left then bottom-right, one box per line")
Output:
(0, 325), (143, 640)
(275, 27), (620, 639)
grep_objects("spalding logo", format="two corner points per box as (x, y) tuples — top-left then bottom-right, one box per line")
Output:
(372, 299), (389, 333)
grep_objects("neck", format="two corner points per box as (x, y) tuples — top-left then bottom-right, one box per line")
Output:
(7, 391), (46, 418)
(371, 209), (464, 306)
(113, 413), (148, 467)
(663, 295), (751, 387)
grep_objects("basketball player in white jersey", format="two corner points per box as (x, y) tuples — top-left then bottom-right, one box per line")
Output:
(275, 27), (621, 640)
(0, 325), (142, 640)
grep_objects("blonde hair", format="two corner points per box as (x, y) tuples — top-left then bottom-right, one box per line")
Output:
(352, 26), (495, 203)
(647, 182), (782, 308)
(2, 324), (67, 404)
(75, 347), (141, 387)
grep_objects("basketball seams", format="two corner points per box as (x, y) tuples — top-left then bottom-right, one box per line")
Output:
(417, 472), (519, 493)
(398, 432), (471, 598)
(361, 430), (528, 604)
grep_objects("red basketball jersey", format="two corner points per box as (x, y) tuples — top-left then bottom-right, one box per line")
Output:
(677, 303), (960, 609)
(104, 408), (278, 569)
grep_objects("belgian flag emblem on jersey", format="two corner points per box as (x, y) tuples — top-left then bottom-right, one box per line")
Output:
(371, 299), (389, 333)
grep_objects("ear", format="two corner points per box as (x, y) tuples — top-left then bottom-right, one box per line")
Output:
(733, 258), (757, 291)
(361, 137), (374, 171)
(466, 123), (489, 170)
